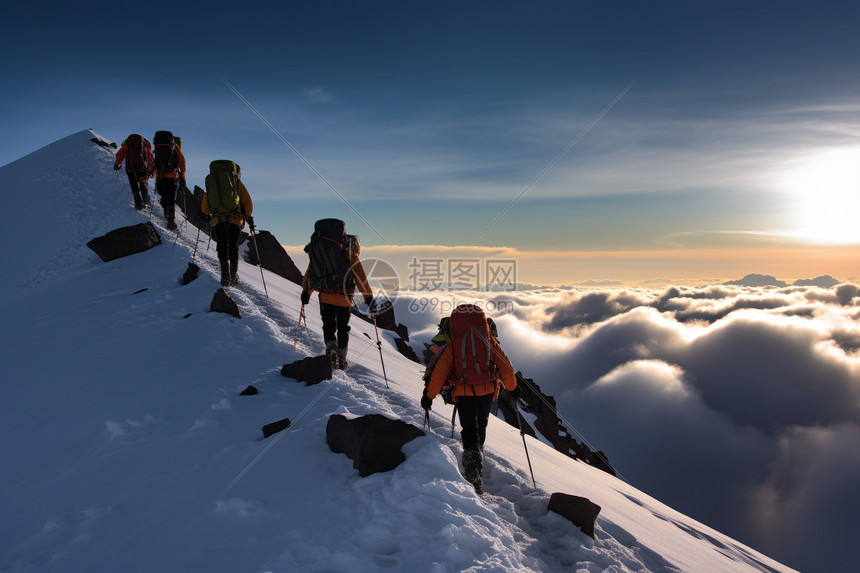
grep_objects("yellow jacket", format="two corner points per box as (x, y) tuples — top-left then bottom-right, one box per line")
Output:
(201, 179), (253, 229)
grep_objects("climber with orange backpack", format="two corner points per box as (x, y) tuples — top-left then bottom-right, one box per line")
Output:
(421, 304), (519, 493)
(113, 134), (154, 210)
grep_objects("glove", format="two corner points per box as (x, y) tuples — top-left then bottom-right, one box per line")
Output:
(113, 163), (121, 171)
(203, 213), (212, 222)
(421, 394), (433, 411)
(511, 386), (522, 401)
(365, 296), (376, 315)
(246, 216), (255, 230)
(301, 289), (310, 305)
(179, 177), (186, 188)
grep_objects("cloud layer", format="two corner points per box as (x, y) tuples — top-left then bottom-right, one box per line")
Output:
(395, 282), (860, 572)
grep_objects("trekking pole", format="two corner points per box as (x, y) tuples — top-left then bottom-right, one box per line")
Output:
(515, 399), (537, 489)
(371, 313), (389, 389)
(248, 222), (268, 299)
(291, 304), (306, 356)
(191, 219), (202, 263)
(424, 409), (431, 431)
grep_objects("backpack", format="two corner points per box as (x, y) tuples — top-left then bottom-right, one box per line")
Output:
(450, 304), (494, 388)
(204, 160), (242, 215)
(153, 130), (178, 173)
(304, 218), (356, 295)
(124, 134), (153, 173)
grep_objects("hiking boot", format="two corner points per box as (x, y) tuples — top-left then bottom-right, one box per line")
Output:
(462, 447), (484, 494)
(229, 271), (238, 287)
(167, 219), (177, 231)
(325, 341), (338, 370)
(335, 347), (348, 370)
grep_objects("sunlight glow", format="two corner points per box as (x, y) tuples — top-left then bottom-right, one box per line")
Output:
(779, 147), (860, 245)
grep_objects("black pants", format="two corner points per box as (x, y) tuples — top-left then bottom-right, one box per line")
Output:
(126, 171), (149, 206)
(156, 177), (178, 221)
(457, 394), (495, 451)
(320, 303), (351, 349)
(214, 222), (241, 275)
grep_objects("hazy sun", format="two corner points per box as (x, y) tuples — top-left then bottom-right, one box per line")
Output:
(778, 147), (860, 244)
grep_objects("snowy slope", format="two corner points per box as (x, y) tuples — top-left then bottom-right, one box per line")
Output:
(0, 130), (797, 573)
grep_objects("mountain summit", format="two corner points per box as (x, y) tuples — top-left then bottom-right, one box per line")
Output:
(1, 130), (796, 572)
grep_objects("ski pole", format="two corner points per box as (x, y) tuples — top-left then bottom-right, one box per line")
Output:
(515, 400), (537, 489)
(292, 304), (306, 356)
(371, 312), (389, 389)
(248, 221), (268, 299)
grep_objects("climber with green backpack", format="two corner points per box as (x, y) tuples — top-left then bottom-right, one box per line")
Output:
(202, 160), (254, 286)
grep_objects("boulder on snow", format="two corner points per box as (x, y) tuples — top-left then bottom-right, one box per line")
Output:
(210, 288), (242, 318)
(240, 385), (258, 396)
(245, 230), (303, 286)
(262, 417), (291, 438)
(326, 414), (425, 477)
(86, 222), (162, 262)
(548, 492), (602, 539)
(281, 355), (332, 385)
(181, 262), (200, 285)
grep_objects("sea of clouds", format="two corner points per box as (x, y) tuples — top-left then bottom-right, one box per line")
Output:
(391, 281), (860, 572)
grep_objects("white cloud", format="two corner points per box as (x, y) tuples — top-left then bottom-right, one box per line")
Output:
(391, 282), (860, 571)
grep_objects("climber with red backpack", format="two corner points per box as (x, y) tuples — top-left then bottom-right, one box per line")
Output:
(113, 134), (154, 210)
(152, 130), (186, 230)
(301, 219), (374, 370)
(422, 304), (519, 494)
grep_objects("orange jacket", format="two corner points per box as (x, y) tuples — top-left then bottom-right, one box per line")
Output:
(156, 147), (186, 179)
(426, 336), (517, 400)
(114, 140), (154, 181)
(302, 240), (373, 308)
(201, 179), (253, 229)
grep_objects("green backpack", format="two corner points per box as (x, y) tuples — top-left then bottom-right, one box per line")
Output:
(205, 160), (242, 215)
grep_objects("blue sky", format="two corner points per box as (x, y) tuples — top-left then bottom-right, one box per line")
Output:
(2, 1), (859, 283)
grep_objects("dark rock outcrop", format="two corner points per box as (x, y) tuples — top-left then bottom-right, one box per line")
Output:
(326, 414), (425, 477)
(87, 222), (162, 262)
(548, 493), (602, 539)
(352, 302), (418, 363)
(497, 372), (615, 476)
(240, 385), (258, 396)
(245, 230), (303, 285)
(262, 417), (291, 438)
(178, 185), (209, 233)
(210, 288), (242, 318)
(90, 137), (117, 149)
(281, 355), (332, 385)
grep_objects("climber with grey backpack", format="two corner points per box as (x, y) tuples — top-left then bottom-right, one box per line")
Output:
(301, 218), (374, 370)
(201, 160), (254, 286)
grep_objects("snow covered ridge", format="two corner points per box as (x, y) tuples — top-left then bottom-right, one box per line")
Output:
(1, 130), (797, 572)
